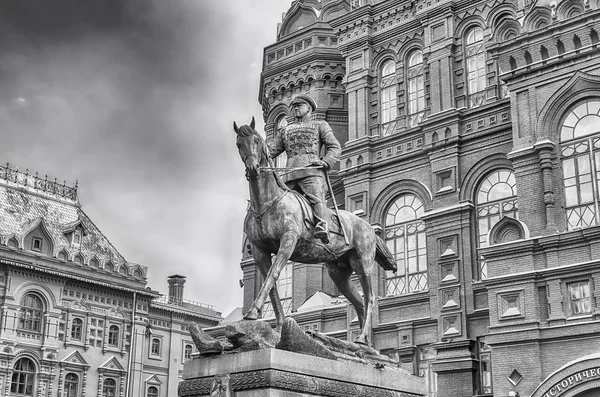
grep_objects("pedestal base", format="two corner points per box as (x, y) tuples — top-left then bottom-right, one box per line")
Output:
(179, 348), (427, 397)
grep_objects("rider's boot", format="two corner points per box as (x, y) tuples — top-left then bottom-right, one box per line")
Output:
(313, 221), (329, 243)
(312, 204), (330, 244)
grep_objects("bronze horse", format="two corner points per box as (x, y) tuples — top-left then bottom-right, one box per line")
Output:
(234, 117), (397, 345)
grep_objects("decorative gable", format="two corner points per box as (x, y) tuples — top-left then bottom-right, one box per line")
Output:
(98, 356), (126, 375)
(62, 351), (89, 366)
(145, 374), (162, 385)
(21, 218), (55, 256)
(62, 219), (88, 248)
(489, 216), (529, 245)
(60, 350), (91, 371)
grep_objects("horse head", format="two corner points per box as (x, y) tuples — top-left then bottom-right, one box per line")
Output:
(233, 116), (269, 179)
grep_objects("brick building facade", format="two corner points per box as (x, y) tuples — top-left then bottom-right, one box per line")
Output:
(0, 165), (222, 397)
(240, 0), (600, 396)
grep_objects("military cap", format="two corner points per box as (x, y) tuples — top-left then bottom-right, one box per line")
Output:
(290, 94), (317, 111)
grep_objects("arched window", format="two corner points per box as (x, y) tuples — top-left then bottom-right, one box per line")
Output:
(184, 344), (193, 360)
(476, 170), (518, 278)
(407, 50), (425, 128)
(151, 338), (161, 355)
(560, 100), (600, 230)
(275, 115), (288, 168)
(102, 378), (116, 397)
(64, 373), (79, 397)
(108, 325), (119, 346)
(10, 357), (36, 395)
(147, 386), (159, 397)
(380, 59), (398, 135)
(465, 26), (486, 108)
(71, 318), (83, 341)
(384, 194), (428, 295)
(19, 293), (43, 332)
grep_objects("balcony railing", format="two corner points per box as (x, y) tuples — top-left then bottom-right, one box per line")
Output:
(152, 295), (219, 315)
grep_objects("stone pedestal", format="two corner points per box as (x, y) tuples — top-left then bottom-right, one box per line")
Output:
(179, 348), (427, 397)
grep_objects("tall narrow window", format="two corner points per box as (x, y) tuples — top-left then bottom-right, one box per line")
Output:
(102, 379), (116, 397)
(261, 263), (293, 318)
(147, 386), (159, 397)
(466, 27), (486, 108)
(108, 325), (119, 346)
(64, 373), (79, 397)
(407, 50), (425, 128)
(380, 60), (398, 135)
(71, 318), (83, 341)
(10, 358), (36, 396)
(184, 344), (193, 360)
(477, 338), (493, 395)
(560, 100), (600, 229)
(384, 194), (428, 295)
(275, 115), (288, 168)
(19, 294), (43, 332)
(568, 281), (591, 315)
(151, 338), (161, 355)
(476, 170), (518, 278)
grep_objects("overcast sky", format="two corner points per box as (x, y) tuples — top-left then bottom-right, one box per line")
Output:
(0, 0), (293, 316)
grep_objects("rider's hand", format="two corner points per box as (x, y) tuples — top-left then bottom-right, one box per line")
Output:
(311, 159), (329, 170)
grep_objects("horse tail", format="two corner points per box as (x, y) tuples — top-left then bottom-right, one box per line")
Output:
(375, 235), (397, 272)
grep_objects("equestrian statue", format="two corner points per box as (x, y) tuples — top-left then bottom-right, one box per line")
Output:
(233, 95), (397, 346)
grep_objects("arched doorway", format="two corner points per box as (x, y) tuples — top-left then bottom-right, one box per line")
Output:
(531, 353), (600, 397)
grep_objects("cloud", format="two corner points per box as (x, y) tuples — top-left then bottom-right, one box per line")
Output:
(0, 0), (293, 315)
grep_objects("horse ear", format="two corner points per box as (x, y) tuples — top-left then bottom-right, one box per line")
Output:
(233, 121), (239, 134)
(250, 116), (256, 130)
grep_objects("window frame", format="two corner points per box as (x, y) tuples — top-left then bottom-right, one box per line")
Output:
(383, 194), (429, 296)
(19, 293), (44, 333)
(107, 325), (120, 347)
(465, 26), (487, 108)
(10, 357), (36, 396)
(275, 115), (288, 168)
(64, 372), (80, 397)
(70, 317), (84, 341)
(380, 58), (398, 135)
(406, 49), (426, 128)
(184, 343), (193, 361)
(32, 236), (43, 252)
(150, 337), (161, 356)
(566, 280), (592, 317)
(559, 99), (600, 230)
(147, 386), (159, 397)
(102, 378), (117, 397)
(475, 169), (518, 279)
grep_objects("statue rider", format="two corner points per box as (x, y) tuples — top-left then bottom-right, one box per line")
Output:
(268, 94), (341, 244)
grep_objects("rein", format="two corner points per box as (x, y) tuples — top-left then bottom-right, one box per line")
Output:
(247, 190), (288, 224)
(259, 165), (322, 172)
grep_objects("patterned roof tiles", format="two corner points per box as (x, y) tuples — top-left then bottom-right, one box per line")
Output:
(0, 183), (127, 266)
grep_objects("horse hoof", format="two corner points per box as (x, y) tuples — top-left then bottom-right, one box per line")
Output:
(354, 336), (368, 346)
(244, 308), (259, 320)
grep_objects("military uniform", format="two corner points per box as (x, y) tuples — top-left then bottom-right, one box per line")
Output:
(268, 95), (341, 243)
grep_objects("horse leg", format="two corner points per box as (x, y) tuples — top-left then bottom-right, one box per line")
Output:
(349, 241), (376, 346)
(326, 261), (366, 333)
(245, 245), (285, 329)
(245, 232), (298, 325)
